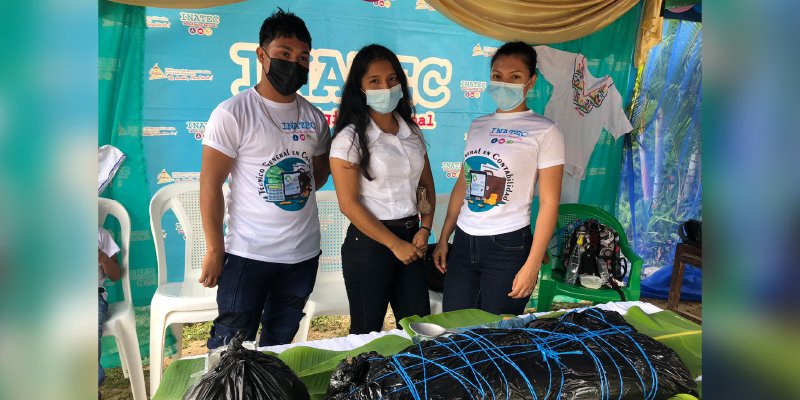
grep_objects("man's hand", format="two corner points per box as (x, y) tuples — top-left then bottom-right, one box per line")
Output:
(199, 250), (225, 288)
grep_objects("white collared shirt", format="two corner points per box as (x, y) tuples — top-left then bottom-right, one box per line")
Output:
(330, 115), (426, 220)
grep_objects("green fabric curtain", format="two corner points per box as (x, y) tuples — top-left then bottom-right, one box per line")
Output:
(530, 2), (642, 215)
(99, 0), (176, 368)
(99, 0), (154, 307)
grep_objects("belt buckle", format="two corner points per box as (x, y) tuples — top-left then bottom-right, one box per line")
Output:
(404, 220), (417, 229)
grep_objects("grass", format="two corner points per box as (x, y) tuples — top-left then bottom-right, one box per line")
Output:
(180, 322), (212, 348)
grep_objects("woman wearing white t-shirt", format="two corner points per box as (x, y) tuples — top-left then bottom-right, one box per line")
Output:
(433, 42), (565, 315)
(330, 44), (435, 334)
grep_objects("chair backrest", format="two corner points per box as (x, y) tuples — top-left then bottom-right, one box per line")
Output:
(99, 197), (131, 306)
(315, 190), (349, 273)
(149, 182), (228, 285)
(431, 193), (454, 244)
(552, 203), (630, 263)
(307, 190), (351, 313)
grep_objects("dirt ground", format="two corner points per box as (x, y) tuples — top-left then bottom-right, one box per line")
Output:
(100, 298), (700, 399)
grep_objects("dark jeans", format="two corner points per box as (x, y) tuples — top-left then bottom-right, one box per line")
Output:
(442, 225), (533, 315)
(98, 291), (108, 386)
(207, 252), (319, 349)
(341, 223), (431, 334)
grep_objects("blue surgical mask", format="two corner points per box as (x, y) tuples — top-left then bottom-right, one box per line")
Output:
(488, 80), (529, 111)
(364, 84), (404, 114)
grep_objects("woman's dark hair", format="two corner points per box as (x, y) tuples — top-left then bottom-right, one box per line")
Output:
(259, 8), (312, 48)
(334, 44), (421, 181)
(491, 41), (538, 77)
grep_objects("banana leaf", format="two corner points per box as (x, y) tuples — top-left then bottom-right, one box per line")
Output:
(153, 307), (701, 399)
(152, 334), (412, 400)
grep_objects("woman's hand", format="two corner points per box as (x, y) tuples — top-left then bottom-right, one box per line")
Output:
(390, 240), (424, 265)
(432, 241), (449, 273)
(411, 229), (430, 252)
(508, 262), (540, 299)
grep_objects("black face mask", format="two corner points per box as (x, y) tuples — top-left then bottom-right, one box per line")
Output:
(264, 57), (309, 96)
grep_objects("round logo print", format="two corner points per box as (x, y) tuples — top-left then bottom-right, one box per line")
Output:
(261, 157), (313, 211)
(463, 155), (507, 212)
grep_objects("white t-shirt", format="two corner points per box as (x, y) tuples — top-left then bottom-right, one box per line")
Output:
(98, 227), (120, 299)
(456, 110), (565, 236)
(534, 45), (633, 180)
(329, 115), (425, 220)
(203, 87), (331, 264)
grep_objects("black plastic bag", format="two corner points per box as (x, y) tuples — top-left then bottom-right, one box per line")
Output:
(326, 309), (697, 399)
(423, 243), (447, 292)
(184, 334), (309, 400)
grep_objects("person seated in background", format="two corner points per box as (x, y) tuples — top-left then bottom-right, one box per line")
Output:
(330, 44), (436, 334)
(98, 226), (121, 395)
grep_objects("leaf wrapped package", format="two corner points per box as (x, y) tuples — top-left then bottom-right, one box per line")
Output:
(184, 334), (309, 400)
(326, 309), (697, 399)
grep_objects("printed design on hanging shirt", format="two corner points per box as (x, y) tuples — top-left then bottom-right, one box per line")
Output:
(572, 56), (612, 116)
(462, 149), (516, 212)
(256, 150), (314, 211)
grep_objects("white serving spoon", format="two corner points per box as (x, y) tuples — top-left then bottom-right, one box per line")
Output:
(409, 322), (454, 339)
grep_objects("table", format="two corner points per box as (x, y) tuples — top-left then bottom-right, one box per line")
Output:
(668, 242), (703, 323)
(153, 301), (701, 400)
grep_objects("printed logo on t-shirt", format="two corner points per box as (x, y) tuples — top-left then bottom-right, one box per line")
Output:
(462, 148), (515, 212)
(257, 150), (314, 211)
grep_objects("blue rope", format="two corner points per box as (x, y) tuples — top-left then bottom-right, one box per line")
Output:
(348, 310), (664, 399)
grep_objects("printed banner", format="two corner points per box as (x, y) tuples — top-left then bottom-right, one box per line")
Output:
(136, 0), (638, 298)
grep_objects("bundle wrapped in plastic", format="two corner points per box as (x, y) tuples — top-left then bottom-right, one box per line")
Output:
(326, 309), (697, 399)
(184, 333), (309, 400)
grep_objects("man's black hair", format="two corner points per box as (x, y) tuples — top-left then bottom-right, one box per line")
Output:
(259, 8), (311, 48)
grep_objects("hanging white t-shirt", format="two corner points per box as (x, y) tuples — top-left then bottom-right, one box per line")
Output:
(203, 87), (331, 264)
(98, 227), (120, 300)
(329, 115), (425, 220)
(456, 110), (565, 236)
(534, 45), (633, 180)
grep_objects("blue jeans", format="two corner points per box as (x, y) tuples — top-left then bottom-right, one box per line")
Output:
(442, 226), (533, 315)
(207, 252), (319, 349)
(98, 291), (108, 386)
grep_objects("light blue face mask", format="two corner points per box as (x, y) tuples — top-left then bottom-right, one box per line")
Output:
(364, 84), (404, 114)
(488, 80), (530, 111)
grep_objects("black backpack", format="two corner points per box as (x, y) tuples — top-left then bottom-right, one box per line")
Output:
(560, 219), (628, 298)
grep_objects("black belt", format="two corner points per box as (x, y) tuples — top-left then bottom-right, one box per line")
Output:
(381, 215), (419, 229)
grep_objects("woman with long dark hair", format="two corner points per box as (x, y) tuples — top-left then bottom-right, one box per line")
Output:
(330, 44), (435, 334)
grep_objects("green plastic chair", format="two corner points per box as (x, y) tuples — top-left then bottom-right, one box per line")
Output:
(534, 203), (643, 311)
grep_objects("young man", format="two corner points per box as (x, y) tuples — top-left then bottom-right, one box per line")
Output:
(199, 9), (330, 348)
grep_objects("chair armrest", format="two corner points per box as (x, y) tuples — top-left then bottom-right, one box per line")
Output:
(540, 248), (554, 280)
(620, 241), (644, 288)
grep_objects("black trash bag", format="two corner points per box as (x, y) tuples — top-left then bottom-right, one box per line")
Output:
(184, 333), (309, 400)
(325, 309), (697, 400)
(423, 243), (448, 292)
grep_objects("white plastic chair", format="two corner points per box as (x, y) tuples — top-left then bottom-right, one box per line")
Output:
(429, 193), (454, 314)
(148, 182), (225, 396)
(292, 190), (351, 342)
(99, 198), (147, 400)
